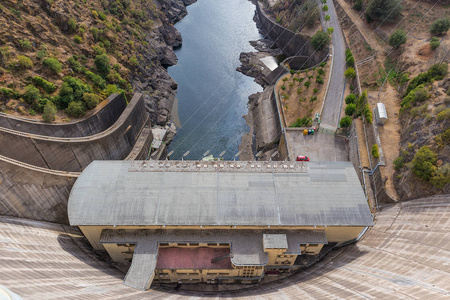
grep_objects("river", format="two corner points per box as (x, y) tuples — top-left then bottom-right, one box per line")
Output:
(167, 0), (262, 160)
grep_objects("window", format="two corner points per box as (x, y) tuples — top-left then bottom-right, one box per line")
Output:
(219, 243), (229, 246)
(159, 243), (169, 247)
(207, 243), (217, 246)
(189, 243), (199, 246)
(178, 243), (188, 246)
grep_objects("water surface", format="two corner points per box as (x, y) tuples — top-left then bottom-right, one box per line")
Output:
(167, 0), (262, 160)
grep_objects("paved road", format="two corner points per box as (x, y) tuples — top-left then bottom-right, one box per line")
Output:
(320, 0), (346, 129)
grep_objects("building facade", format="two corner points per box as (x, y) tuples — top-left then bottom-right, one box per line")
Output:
(68, 160), (373, 290)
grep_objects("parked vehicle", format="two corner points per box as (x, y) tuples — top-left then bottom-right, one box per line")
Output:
(296, 155), (310, 161)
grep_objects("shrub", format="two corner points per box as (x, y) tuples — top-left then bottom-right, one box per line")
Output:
(412, 145), (437, 181)
(36, 45), (47, 60)
(345, 103), (356, 116)
(42, 102), (57, 123)
(345, 49), (355, 67)
(42, 57), (62, 74)
(65, 101), (86, 117)
(366, 0), (402, 22)
(345, 94), (356, 104)
(85, 71), (106, 89)
(364, 104), (373, 123)
(297, 88), (303, 95)
(15, 55), (33, 69)
(94, 54), (110, 77)
(430, 164), (450, 189)
(310, 96), (317, 102)
(97, 10), (107, 21)
(327, 27), (334, 35)
(313, 88), (319, 94)
(436, 109), (450, 121)
(32, 76), (57, 93)
(316, 76), (324, 84)
(290, 116), (312, 127)
(389, 30), (407, 48)
(320, 62), (327, 68)
(372, 144), (379, 158)
(428, 63), (448, 80)
(68, 56), (83, 73)
(0, 87), (18, 101)
(317, 68), (325, 76)
(290, 69), (295, 75)
(68, 19), (77, 31)
(340, 116), (352, 128)
(430, 18), (450, 35)
(311, 30), (330, 50)
(356, 91), (368, 116)
(322, 5), (328, 12)
(430, 37), (440, 50)
(23, 85), (41, 105)
(73, 35), (83, 44)
(344, 67), (356, 79)
(353, 0), (362, 10)
(18, 39), (33, 51)
(57, 76), (93, 109)
(394, 156), (404, 170)
(414, 88), (428, 102)
(281, 85), (286, 90)
(304, 81), (311, 88)
(83, 93), (100, 109)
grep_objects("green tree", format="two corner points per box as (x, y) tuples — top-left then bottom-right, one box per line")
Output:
(366, 0), (402, 23)
(23, 85), (41, 105)
(322, 5), (329, 12)
(311, 30), (330, 50)
(430, 18), (450, 35)
(42, 102), (57, 123)
(95, 53), (110, 77)
(393, 156), (404, 170)
(57, 76), (93, 109)
(345, 103), (356, 116)
(430, 164), (450, 189)
(345, 93), (356, 104)
(388, 29), (407, 49)
(327, 27), (334, 35)
(83, 93), (100, 109)
(344, 67), (356, 79)
(304, 81), (311, 88)
(65, 101), (86, 117)
(430, 37), (440, 50)
(412, 145), (437, 181)
(364, 103), (373, 123)
(43, 57), (62, 74)
(340, 116), (352, 128)
(372, 144), (379, 158)
(325, 15), (330, 22)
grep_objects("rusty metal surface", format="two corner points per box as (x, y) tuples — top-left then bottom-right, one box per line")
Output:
(1, 195), (449, 299)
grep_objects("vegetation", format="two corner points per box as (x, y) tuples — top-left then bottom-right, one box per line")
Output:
(388, 30), (407, 49)
(42, 102), (57, 123)
(344, 67), (356, 79)
(366, 0), (402, 23)
(345, 93), (356, 104)
(94, 53), (111, 77)
(412, 146), (437, 181)
(57, 76), (93, 109)
(345, 49), (355, 67)
(65, 101), (86, 118)
(42, 57), (62, 74)
(372, 144), (379, 158)
(83, 93), (100, 109)
(393, 156), (405, 170)
(345, 103), (356, 116)
(290, 116), (313, 127)
(364, 103), (373, 123)
(353, 0), (362, 10)
(430, 37), (440, 50)
(430, 18), (450, 35)
(340, 116), (352, 128)
(32, 76), (57, 94)
(311, 30), (330, 50)
(14, 55), (33, 70)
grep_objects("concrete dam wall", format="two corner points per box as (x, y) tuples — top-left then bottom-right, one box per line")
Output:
(0, 93), (152, 223)
(0, 93), (150, 172)
(0, 156), (79, 224)
(0, 93), (127, 137)
(256, 2), (329, 67)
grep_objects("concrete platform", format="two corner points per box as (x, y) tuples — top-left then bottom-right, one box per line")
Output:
(285, 130), (349, 162)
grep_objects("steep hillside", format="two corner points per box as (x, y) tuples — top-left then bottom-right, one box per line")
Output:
(0, 0), (191, 125)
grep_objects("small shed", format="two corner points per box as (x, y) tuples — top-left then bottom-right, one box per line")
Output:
(374, 103), (388, 125)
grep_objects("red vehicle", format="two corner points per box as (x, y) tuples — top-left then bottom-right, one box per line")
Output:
(296, 155), (310, 161)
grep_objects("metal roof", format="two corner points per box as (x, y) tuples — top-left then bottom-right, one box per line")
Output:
(68, 160), (373, 227)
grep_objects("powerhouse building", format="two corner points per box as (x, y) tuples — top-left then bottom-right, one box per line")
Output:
(68, 160), (373, 290)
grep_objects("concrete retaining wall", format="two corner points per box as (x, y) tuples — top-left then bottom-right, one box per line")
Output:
(256, 3), (329, 65)
(0, 156), (78, 223)
(0, 93), (149, 172)
(0, 93), (127, 137)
